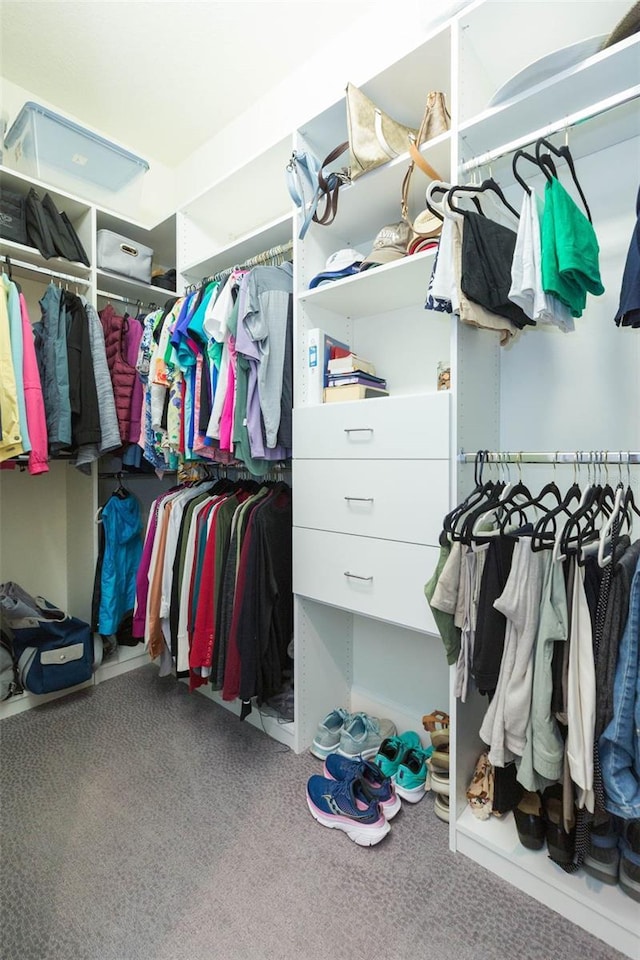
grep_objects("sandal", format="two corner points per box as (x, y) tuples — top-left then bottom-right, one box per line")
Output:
(422, 710), (449, 749)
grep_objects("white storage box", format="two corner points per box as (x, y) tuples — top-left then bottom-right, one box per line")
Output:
(4, 102), (149, 212)
(97, 230), (153, 283)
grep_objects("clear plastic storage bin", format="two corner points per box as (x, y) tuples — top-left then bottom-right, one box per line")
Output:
(3, 101), (149, 212)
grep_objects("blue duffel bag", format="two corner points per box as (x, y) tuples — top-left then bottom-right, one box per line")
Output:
(0, 583), (94, 695)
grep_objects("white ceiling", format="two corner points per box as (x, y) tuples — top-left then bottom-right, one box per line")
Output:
(0, 0), (381, 167)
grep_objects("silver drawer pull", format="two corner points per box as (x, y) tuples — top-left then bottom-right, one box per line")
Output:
(343, 427), (373, 434)
(344, 571), (373, 581)
(344, 496), (374, 502)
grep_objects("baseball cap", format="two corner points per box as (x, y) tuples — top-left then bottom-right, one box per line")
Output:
(359, 221), (414, 269)
(309, 248), (365, 288)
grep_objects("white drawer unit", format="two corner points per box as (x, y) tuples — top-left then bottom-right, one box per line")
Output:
(293, 458), (449, 546)
(293, 527), (439, 633)
(293, 392), (450, 460)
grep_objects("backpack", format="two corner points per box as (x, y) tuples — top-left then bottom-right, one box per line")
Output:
(0, 613), (23, 701)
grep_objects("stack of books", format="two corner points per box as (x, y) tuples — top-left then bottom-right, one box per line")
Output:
(323, 352), (389, 403)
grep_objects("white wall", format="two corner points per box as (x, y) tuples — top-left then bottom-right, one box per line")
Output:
(174, 0), (469, 209)
(1, 1), (469, 224)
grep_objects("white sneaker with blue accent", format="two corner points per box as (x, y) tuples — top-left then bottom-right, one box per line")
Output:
(337, 712), (397, 760)
(310, 707), (351, 760)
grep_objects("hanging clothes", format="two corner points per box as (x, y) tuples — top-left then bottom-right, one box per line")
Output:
(95, 490), (143, 637)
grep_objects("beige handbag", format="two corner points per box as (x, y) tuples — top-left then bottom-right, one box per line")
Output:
(347, 84), (449, 182)
(401, 92), (450, 237)
(346, 82), (419, 181)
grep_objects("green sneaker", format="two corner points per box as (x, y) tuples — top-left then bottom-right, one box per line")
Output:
(374, 731), (422, 780)
(395, 746), (434, 803)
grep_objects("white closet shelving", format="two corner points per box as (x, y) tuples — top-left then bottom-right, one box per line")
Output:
(1, 3), (639, 951)
(450, 4), (640, 958)
(291, 20), (454, 760)
(289, 2), (639, 957)
(0, 163), (178, 719)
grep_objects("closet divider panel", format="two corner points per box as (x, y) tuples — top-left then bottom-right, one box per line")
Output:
(294, 599), (352, 752)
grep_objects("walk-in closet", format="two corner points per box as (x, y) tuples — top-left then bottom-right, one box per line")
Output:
(1, 2), (639, 958)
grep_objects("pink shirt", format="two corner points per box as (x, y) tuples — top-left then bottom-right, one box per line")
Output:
(19, 294), (48, 475)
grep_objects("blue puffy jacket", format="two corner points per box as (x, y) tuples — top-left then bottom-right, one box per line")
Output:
(98, 493), (143, 636)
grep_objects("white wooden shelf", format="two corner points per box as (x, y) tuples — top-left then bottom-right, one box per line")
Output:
(299, 248), (436, 318)
(302, 132), (451, 250)
(96, 268), (176, 306)
(0, 238), (92, 283)
(456, 805), (640, 958)
(182, 213), (293, 282)
(0, 164), (93, 220)
(459, 33), (640, 161)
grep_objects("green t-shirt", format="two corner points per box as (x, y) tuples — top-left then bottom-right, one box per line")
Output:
(541, 177), (604, 318)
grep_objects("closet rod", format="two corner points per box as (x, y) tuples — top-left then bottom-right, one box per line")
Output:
(459, 83), (640, 173)
(458, 451), (640, 464)
(2, 256), (91, 287)
(96, 288), (141, 306)
(186, 240), (294, 293)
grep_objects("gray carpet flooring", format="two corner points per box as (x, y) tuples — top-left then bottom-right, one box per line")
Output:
(0, 665), (627, 960)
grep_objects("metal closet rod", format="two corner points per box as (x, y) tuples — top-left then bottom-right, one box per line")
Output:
(460, 83), (640, 174)
(186, 240), (294, 293)
(458, 451), (640, 464)
(3, 255), (90, 287)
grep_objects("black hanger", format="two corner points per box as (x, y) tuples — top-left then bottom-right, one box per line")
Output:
(113, 472), (129, 499)
(499, 475), (563, 534)
(534, 137), (592, 223)
(512, 149), (557, 195)
(447, 178), (520, 220)
(442, 451), (495, 538)
(530, 481), (582, 551)
(426, 184), (483, 221)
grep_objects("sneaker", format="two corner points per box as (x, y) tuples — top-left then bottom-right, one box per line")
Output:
(374, 731), (422, 780)
(434, 793), (450, 823)
(310, 708), (351, 760)
(427, 757), (450, 796)
(395, 746), (434, 803)
(337, 712), (397, 760)
(323, 754), (401, 820)
(306, 774), (391, 846)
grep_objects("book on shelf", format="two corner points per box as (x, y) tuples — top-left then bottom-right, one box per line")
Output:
(306, 328), (350, 404)
(327, 353), (376, 376)
(323, 384), (389, 403)
(326, 373), (387, 389)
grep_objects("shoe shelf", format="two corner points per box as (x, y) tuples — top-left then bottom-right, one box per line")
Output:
(456, 804), (640, 958)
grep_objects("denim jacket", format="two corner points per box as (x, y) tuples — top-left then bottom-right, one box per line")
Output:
(600, 553), (640, 819)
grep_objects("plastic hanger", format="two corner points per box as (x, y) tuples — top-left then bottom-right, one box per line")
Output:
(426, 180), (483, 220)
(511, 149), (557, 195)
(446, 177), (520, 220)
(534, 136), (592, 223)
(443, 451), (497, 540)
